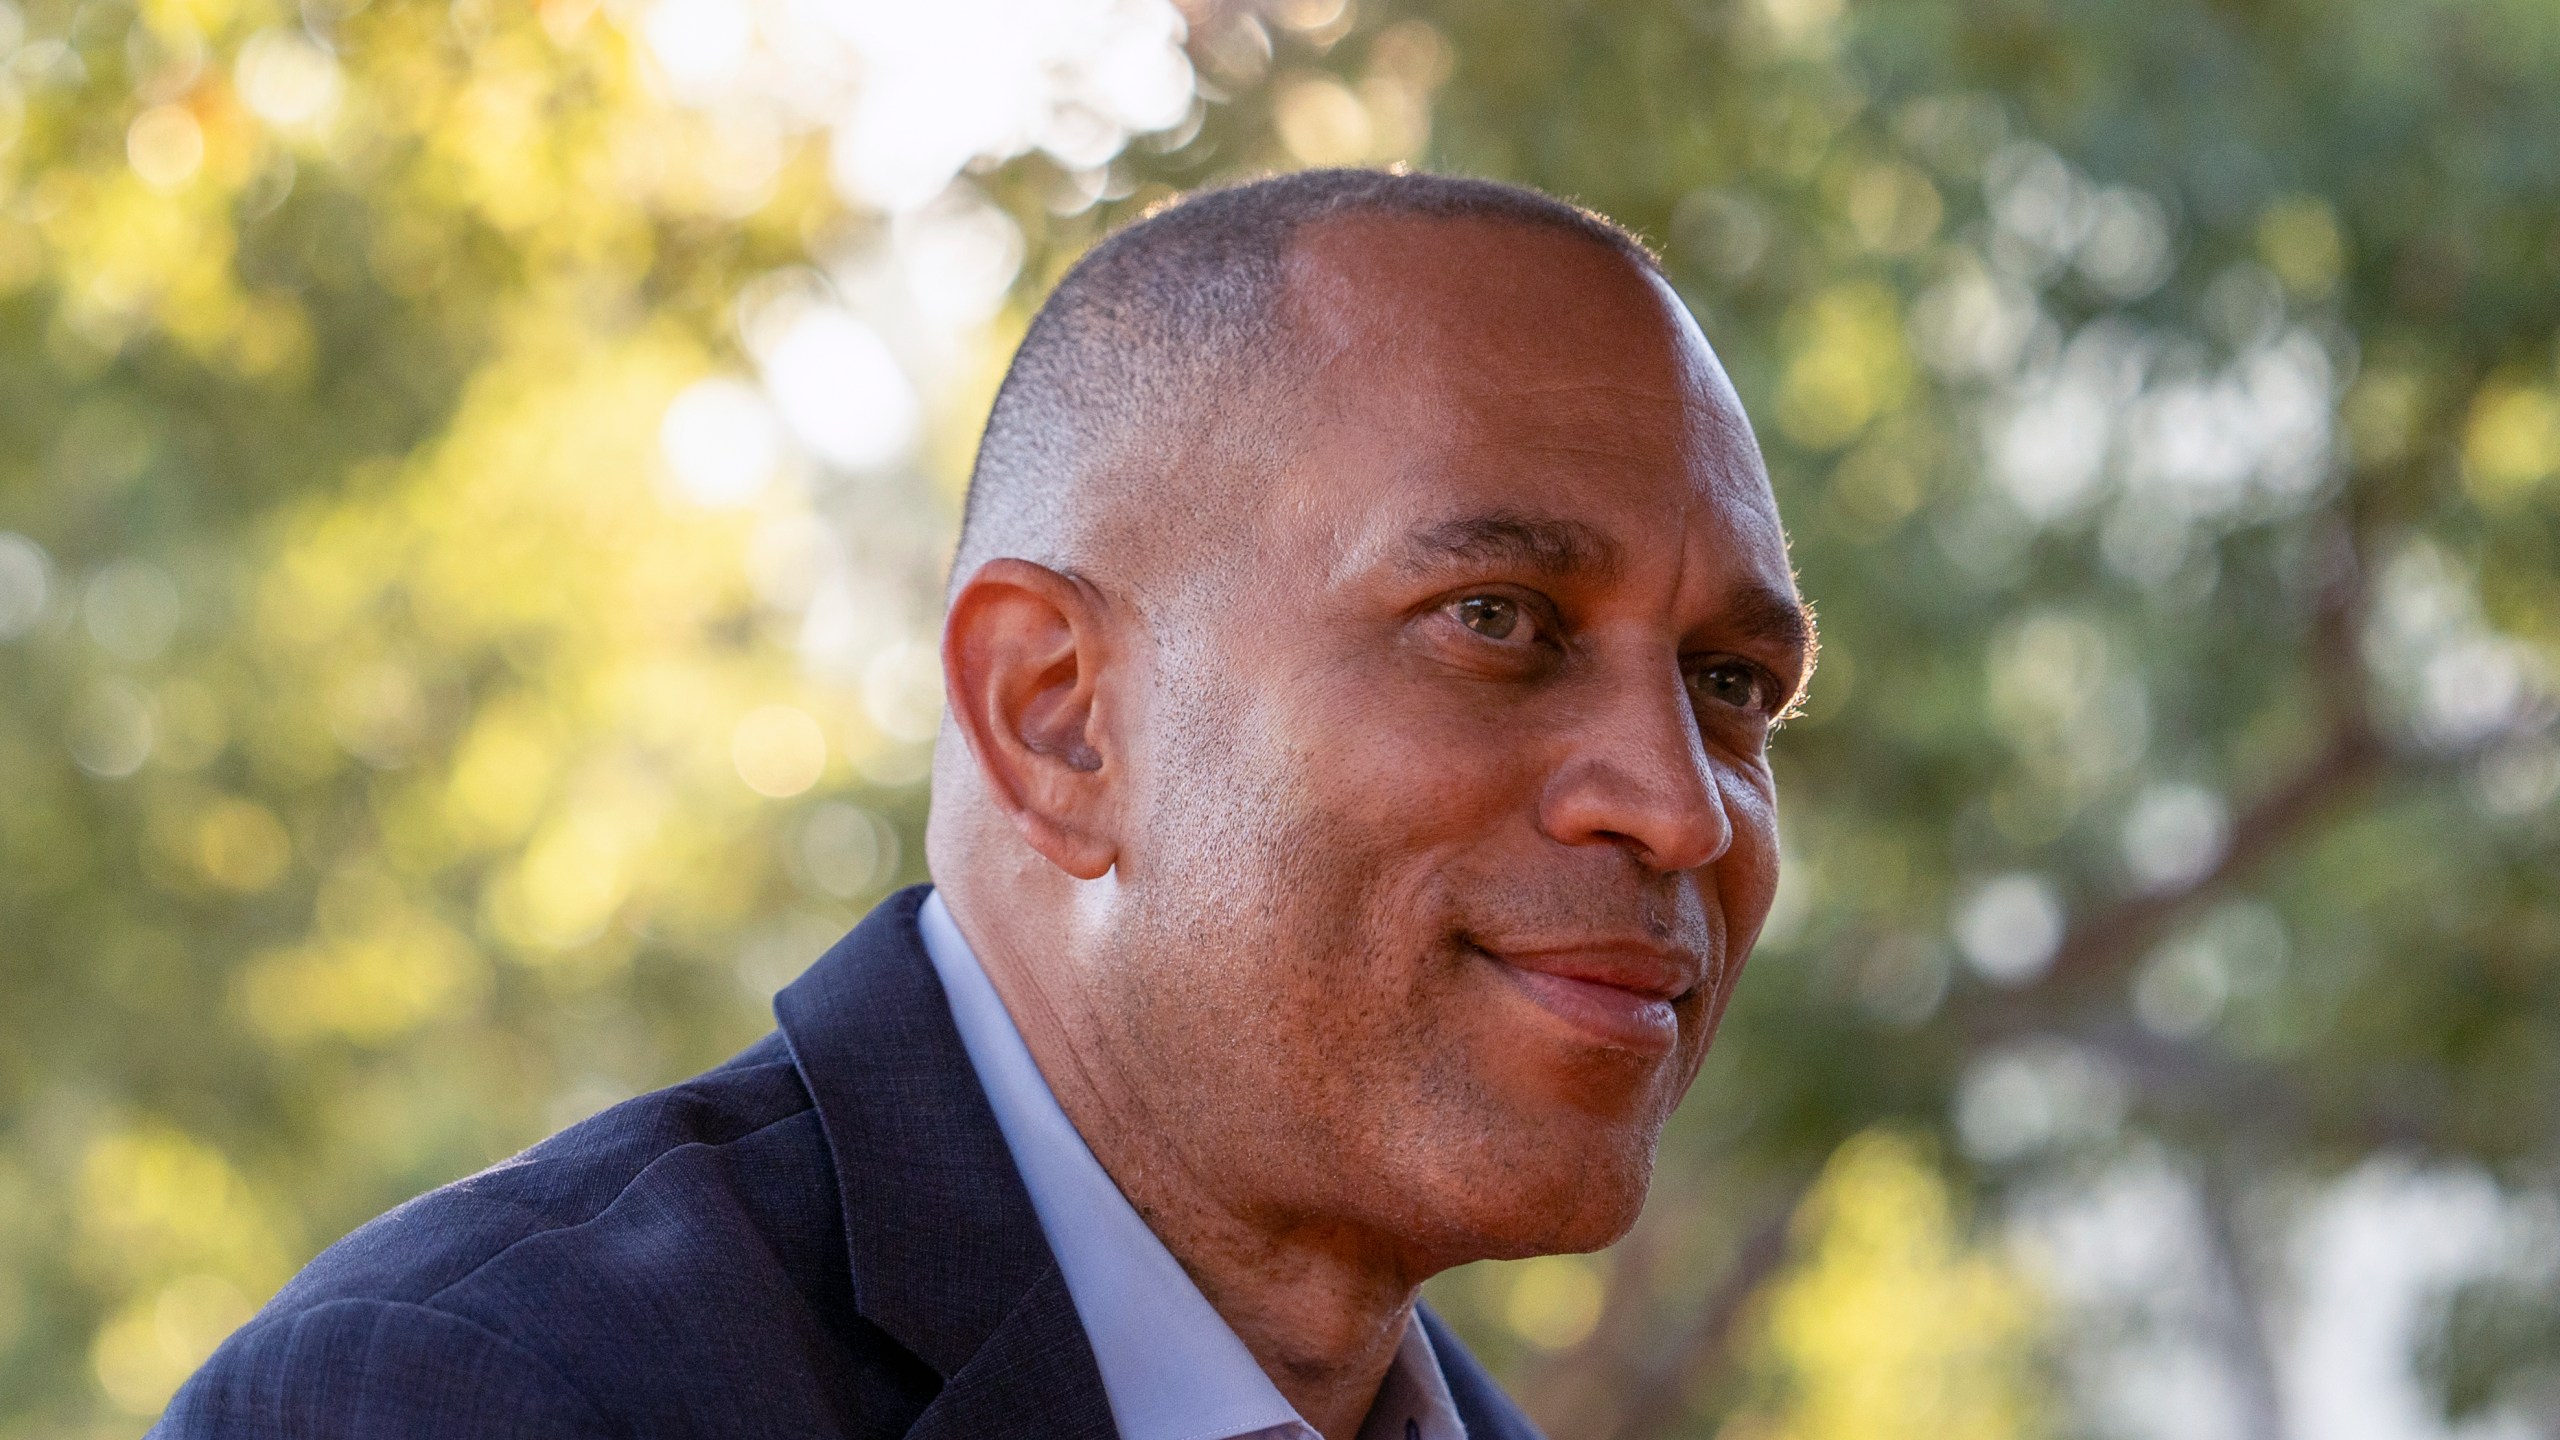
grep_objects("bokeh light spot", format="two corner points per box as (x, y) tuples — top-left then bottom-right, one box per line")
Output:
(236, 30), (342, 129)
(238, 912), (485, 1041)
(0, 531), (53, 640)
(91, 1274), (252, 1415)
(194, 797), (293, 893)
(2463, 382), (2560, 503)
(761, 308), (918, 471)
(862, 641), (944, 743)
(643, 0), (755, 102)
(733, 704), (828, 797)
(126, 104), (204, 191)
(2256, 194), (2345, 298)
(68, 680), (156, 778)
(2132, 936), (2230, 1040)
(1501, 1254), (1605, 1352)
(83, 558), (181, 663)
(660, 376), (783, 507)
(2119, 783), (2230, 892)
(1954, 873), (2064, 985)
(491, 817), (633, 952)
(796, 801), (898, 899)
(1274, 72), (1372, 165)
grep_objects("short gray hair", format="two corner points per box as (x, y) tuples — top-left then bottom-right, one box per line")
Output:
(951, 168), (1660, 591)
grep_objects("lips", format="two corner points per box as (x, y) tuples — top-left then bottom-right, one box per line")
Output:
(1466, 937), (1701, 1055)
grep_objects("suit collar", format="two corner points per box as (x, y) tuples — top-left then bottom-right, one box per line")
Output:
(1421, 1305), (1549, 1439)
(777, 886), (1544, 1440)
(774, 885), (1114, 1436)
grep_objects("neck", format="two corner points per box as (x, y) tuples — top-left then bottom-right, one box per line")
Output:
(1113, 1153), (1420, 1440)
(952, 881), (1424, 1440)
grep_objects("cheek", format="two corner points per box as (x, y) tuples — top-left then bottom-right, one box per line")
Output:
(1130, 654), (1435, 978)
(1284, 661), (1548, 844)
(1718, 767), (1783, 924)
(1688, 765), (1781, 1034)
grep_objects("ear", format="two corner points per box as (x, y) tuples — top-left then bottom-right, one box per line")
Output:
(940, 558), (1124, 880)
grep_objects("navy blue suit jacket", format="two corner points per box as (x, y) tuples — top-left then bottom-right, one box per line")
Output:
(156, 887), (1546, 1438)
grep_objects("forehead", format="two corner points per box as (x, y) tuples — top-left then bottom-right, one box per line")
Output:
(1268, 214), (1791, 590)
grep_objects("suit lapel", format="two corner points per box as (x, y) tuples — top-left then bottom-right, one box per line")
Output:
(902, 1265), (1117, 1440)
(1420, 1306), (1550, 1440)
(776, 886), (1116, 1437)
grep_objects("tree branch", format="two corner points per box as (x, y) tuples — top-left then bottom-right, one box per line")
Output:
(2041, 519), (2384, 989)
(2041, 721), (2388, 989)
(2198, 1152), (2288, 1440)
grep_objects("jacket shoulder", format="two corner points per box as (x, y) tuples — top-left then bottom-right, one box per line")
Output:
(168, 1031), (934, 1434)
(259, 1031), (823, 1313)
(152, 1298), (614, 1438)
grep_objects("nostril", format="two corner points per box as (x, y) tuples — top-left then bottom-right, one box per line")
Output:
(1565, 784), (1729, 873)
(1537, 699), (1733, 867)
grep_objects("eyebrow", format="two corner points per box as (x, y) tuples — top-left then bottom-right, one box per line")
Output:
(1697, 582), (1818, 726)
(1722, 580), (1816, 655)
(1399, 512), (1625, 581)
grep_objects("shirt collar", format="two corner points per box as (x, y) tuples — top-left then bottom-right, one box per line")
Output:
(918, 889), (1467, 1440)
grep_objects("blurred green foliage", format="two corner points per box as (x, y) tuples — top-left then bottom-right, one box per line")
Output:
(2, 0), (2557, 1435)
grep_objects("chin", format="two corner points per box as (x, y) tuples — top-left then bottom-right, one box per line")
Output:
(1476, 1167), (1654, 1261)
(1380, 1023), (1696, 1262)
(1395, 1112), (1663, 1263)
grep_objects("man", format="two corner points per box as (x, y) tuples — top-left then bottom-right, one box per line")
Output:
(158, 168), (1814, 1440)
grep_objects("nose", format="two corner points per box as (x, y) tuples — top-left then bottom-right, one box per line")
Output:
(1538, 667), (1735, 874)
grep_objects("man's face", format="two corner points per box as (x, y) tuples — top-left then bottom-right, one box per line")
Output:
(1101, 217), (1808, 1263)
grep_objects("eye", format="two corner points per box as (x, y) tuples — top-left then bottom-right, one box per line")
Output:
(1688, 658), (1775, 716)
(1449, 594), (1529, 641)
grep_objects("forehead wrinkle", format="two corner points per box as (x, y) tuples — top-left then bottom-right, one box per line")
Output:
(1658, 482), (1811, 674)
(1459, 442), (1690, 469)
(1436, 381), (1689, 436)
(1396, 511), (1626, 583)
(1465, 377), (1687, 402)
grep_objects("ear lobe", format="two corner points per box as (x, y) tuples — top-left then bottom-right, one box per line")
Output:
(941, 558), (1122, 880)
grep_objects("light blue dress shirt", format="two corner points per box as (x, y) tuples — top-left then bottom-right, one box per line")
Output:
(918, 890), (1468, 1440)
